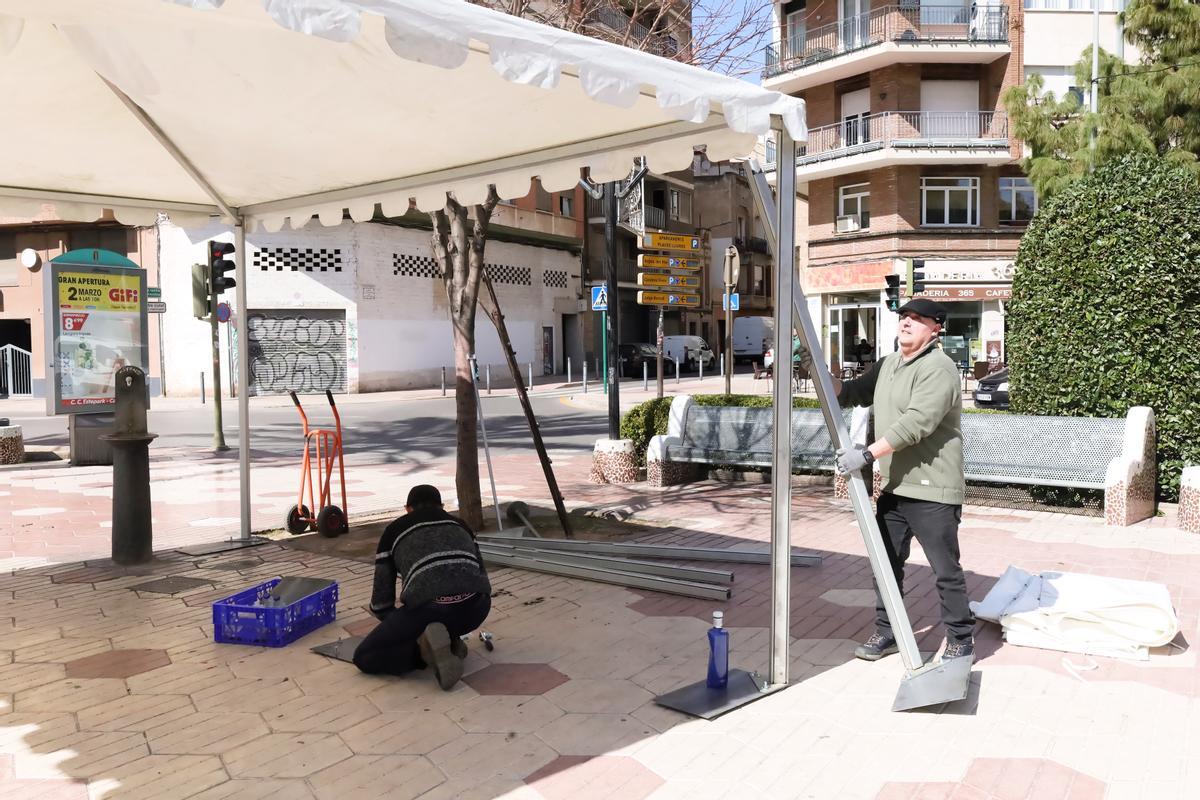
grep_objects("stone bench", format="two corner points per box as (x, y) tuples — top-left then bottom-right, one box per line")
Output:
(647, 396), (1157, 527)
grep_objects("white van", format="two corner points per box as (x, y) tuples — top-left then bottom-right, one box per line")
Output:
(662, 335), (714, 372)
(732, 316), (775, 362)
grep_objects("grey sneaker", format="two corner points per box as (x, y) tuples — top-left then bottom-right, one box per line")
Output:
(854, 632), (899, 661)
(418, 623), (463, 690)
(451, 634), (468, 660)
(942, 640), (974, 660)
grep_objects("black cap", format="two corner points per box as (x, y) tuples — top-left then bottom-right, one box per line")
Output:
(406, 484), (443, 508)
(896, 297), (947, 326)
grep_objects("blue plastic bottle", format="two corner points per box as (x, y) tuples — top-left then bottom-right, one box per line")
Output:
(706, 610), (729, 689)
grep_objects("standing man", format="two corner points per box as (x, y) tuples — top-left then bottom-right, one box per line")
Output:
(354, 485), (492, 690)
(819, 298), (974, 661)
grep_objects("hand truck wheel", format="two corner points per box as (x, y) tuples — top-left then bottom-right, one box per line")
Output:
(285, 505), (312, 535)
(316, 505), (348, 538)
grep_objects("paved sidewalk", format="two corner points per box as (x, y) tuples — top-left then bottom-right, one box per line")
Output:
(2, 476), (1198, 799)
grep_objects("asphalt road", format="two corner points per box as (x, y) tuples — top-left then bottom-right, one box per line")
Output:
(8, 392), (611, 465)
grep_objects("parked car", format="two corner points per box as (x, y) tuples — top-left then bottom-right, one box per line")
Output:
(618, 343), (660, 379)
(974, 367), (1010, 410)
(662, 335), (715, 372)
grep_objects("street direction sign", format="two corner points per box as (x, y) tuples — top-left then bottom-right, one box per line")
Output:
(590, 285), (609, 311)
(640, 232), (701, 252)
(147, 300), (167, 314)
(722, 292), (740, 311)
(637, 254), (702, 270)
(637, 291), (701, 307)
(147, 286), (162, 299)
(637, 273), (700, 288)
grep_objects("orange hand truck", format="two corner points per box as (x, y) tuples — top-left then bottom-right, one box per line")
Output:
(285, 390), (349, 538)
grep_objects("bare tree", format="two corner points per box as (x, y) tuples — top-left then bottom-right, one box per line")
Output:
(429, 188), (500, 530)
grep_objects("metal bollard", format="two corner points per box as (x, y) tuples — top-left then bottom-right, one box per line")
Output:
(567, 357), (572, 385)
(699, 358), (704, 382)
(200, 372), (205, 405)
(643, 361), (648, 391)
(720, 354), (725, 377)
(528, 362), (533, 392)
(101, 366), (158, 566)
(486, 364), (491, 395)
(441, 366), (446, 397)
(675, 359), (680, 385)
(583, 360), (588, 393)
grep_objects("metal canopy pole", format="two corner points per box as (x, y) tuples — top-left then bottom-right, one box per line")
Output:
(747, 158), (972, 710)
(767, 123), (796, 689)
(235, 223), (250, 540)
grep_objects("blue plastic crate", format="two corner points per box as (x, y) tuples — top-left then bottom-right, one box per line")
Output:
(212, 577), (339, 647)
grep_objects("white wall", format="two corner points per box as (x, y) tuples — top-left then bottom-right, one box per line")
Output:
(157, 218), (578, 396)
(1024, 9), (1138, 79)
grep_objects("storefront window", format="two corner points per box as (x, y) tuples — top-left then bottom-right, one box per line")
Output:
(941, 301), (982, 366)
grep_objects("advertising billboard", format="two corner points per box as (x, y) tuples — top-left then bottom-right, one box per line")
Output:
(44, 250), (149, 415)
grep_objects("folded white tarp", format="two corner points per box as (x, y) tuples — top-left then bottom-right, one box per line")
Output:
(971, 566), (1180, 661)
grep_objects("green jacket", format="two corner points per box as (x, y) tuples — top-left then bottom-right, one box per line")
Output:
(837, 341), (964, 505)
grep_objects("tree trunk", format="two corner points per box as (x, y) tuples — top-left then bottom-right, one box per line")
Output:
(430, 189), (498, 530)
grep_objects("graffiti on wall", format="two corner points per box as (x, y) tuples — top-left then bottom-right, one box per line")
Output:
(247, 311), (347, 395)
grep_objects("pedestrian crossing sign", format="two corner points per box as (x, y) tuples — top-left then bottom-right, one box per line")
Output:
(591, 285), (609, 311)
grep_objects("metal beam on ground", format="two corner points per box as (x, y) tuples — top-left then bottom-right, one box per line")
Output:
(480, 548), (732, 601)
(478, 542), (735, 584)
(477, 534), (821, 567)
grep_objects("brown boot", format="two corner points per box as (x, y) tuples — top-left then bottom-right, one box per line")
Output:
(418, 623), (463, 691)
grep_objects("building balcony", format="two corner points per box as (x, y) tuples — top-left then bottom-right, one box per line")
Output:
(794, 111), (1011, 182)
(762, 4), (1010, 94)
(585, 8), (681, 58)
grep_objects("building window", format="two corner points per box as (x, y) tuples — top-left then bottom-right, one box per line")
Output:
(669, 189), (681, 221)
(921, 177), (979, 227)
(999, 177), (1037, 224)
(558, 194), (574, 217)
(837, 183), (870, 232)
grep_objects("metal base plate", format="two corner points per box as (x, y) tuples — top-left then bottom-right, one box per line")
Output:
(892, 655), (974, 712)
(129, 576), (213, 594)
(654, 669), (781, 720)
(176, 537), (270, 557)
(311, 636), (365, 663)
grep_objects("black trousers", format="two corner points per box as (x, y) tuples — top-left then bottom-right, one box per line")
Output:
(353, 593), (491, 676)
(872, 491), (975, 643)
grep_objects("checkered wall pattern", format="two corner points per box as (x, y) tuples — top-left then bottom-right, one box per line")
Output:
(543, 269), (568, 289)
(254, 247), (343, 272)
(391, 253), (534, 287)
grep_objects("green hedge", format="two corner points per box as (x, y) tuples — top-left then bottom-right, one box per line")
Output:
(619, 394), (821, 468)
(1007, 152), (1200, 501)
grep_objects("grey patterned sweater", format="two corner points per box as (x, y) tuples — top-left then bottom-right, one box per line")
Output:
(369, 507), (491, 617)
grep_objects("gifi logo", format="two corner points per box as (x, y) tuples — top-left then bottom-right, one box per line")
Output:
(109, 288), (139, 303)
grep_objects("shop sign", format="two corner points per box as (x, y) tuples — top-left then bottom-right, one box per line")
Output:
(911, 260), (1015, 283)
(913, 284), (1012, 301)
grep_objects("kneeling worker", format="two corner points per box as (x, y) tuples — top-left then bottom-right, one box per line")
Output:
(354, 485), (491, 690)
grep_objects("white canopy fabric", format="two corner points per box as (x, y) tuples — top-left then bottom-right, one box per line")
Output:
(0, 0), (805, 231)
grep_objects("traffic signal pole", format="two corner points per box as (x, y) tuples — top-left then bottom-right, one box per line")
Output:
(209, 290), (228, 451)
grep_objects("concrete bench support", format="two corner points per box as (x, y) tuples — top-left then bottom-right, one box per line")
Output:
(1103, 407), (1157, 527)
(0, 425), (23, 465)
(590, 438), (638, 485)
(1179, 466), (1200, 534)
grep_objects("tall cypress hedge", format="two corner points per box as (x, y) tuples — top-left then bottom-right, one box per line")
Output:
(1007, 152), (1200, 501)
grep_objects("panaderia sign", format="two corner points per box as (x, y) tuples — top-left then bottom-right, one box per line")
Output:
(914, 285), (1013, 302)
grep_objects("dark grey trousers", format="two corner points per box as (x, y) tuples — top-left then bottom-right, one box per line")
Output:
(873, 491), (975, 643)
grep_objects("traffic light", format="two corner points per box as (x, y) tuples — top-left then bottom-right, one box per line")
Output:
(885, 274), (902, 312)
(191, 263), (210, 320)
(208, 241), (236, 296)
(908, 258), (926, 297)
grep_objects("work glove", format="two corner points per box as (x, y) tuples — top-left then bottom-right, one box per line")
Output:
(835, 444), (874, 476)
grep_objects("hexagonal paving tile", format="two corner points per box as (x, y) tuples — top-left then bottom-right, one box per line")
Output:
(876, 757), (1108, 800)
(191, 676), (304, 714)
(14, 678), (129, 713)
(15, 637), (112, 665)
(145, 711), (271, 755)
(0, 662), (67, 693)
(368, 679), (479, 714)
(340, 712), (464, 756)
(293, 665), (383, 698)
(427, 732), (557, 784)
(64, 648), (171, 679)
(523, 755), (664, 800)
(535, 713), (657, 756)
(223, 732), (352, 778)
(448, 695), (564, 735)
(77, 692), (193, 732)
(462, 663), (570, 696)
(126, 662), (234, 695)
(543, 679), (653, 714)
(308, 754), (445, 800)
(263, 694), (380, 733)
(184, 778), (317, 799)
(79, 753), (227, 799)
